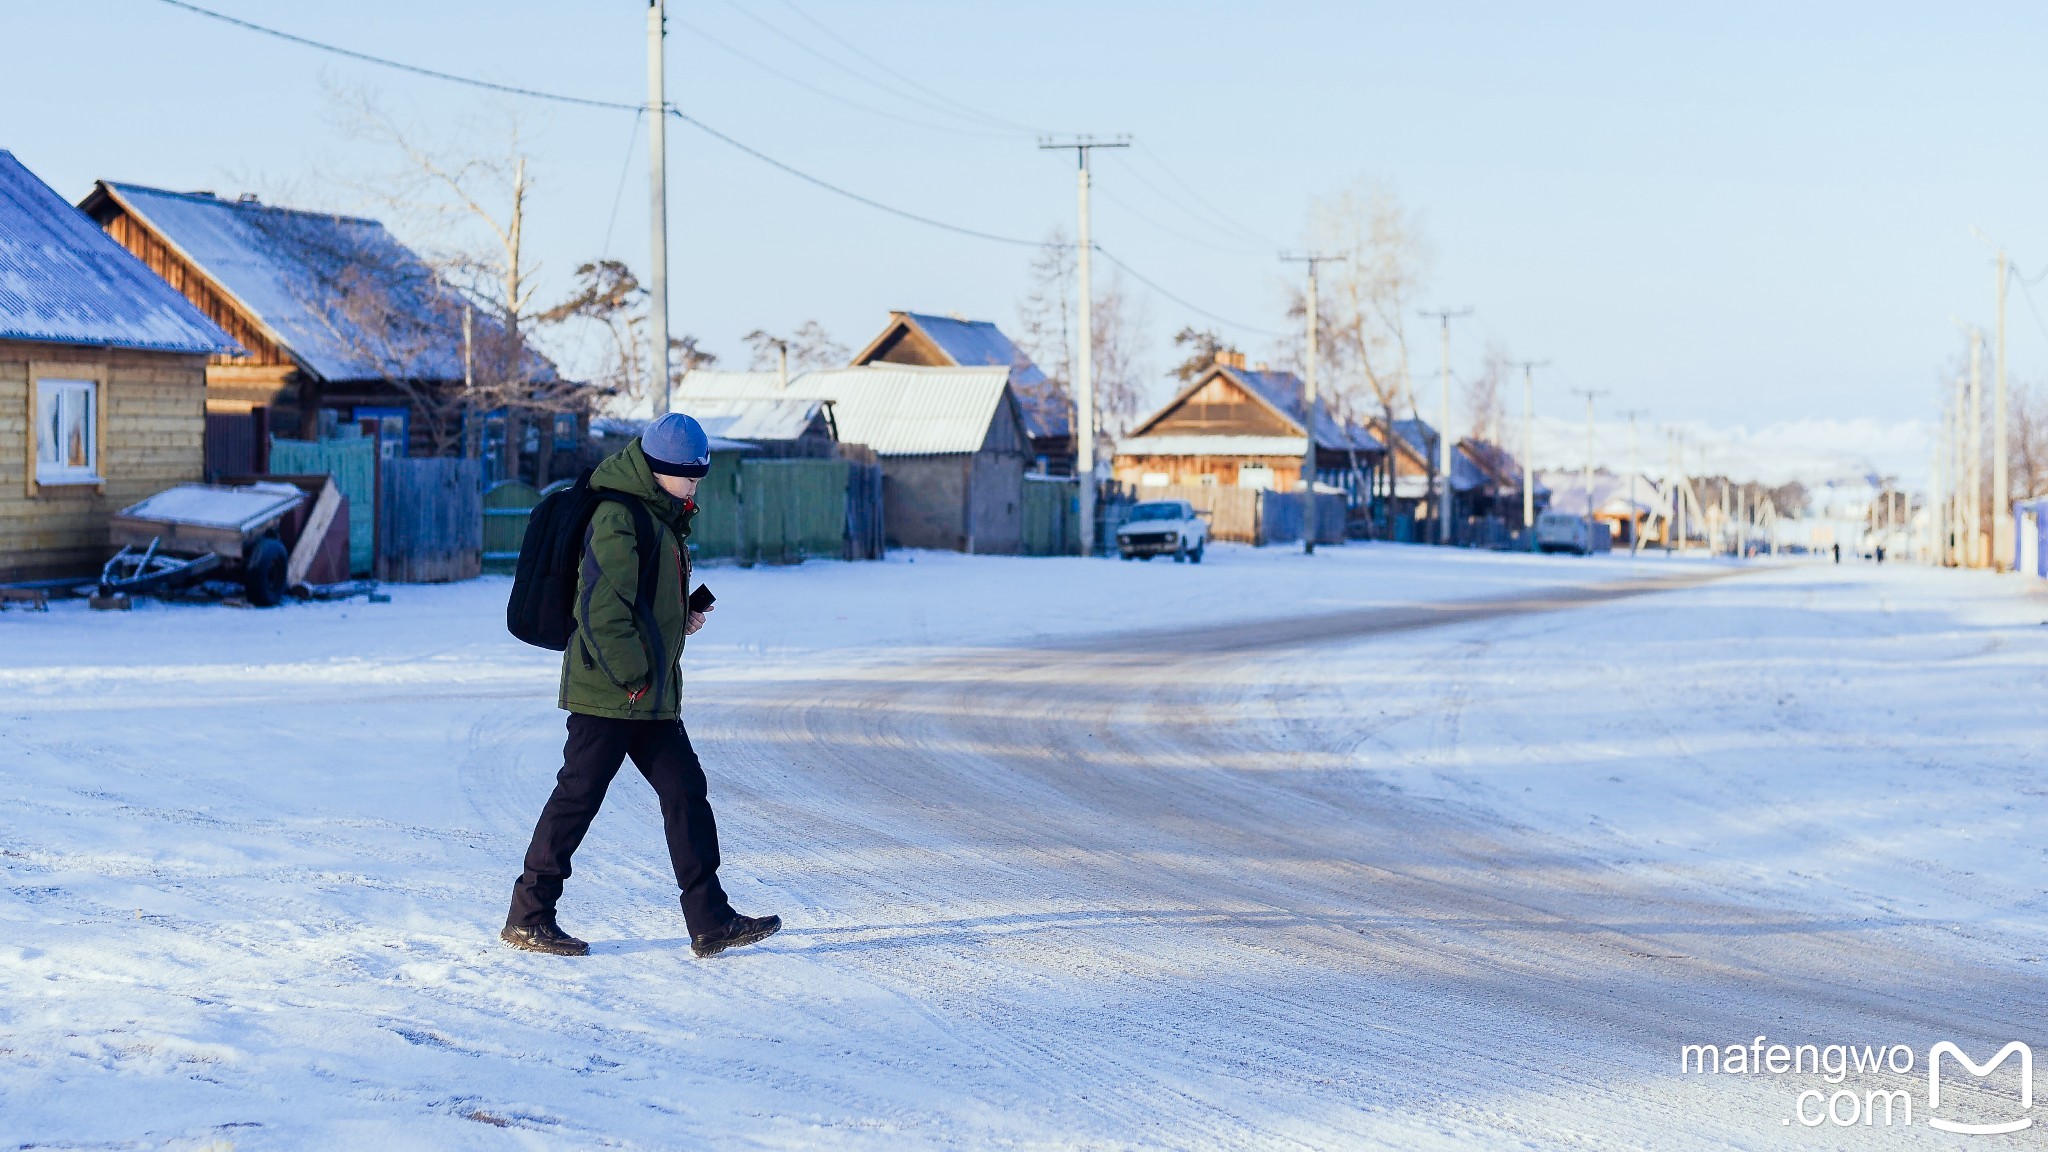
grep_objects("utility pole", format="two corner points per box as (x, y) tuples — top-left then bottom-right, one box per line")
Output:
(1513, 359), (1550, 535)
(1973, 229), (2014, 571)
(1996, 249), (2011, 570)
(1571, 388), (1609, 545)
(1619, 409), (1647, 554)
(647, 0), (671, 419)
(1419, 307), (1473, 544)
(1040, 135), (1130, 557)
(1969, 329), (1984, 567)
(1283, 253), (1345, 554)
(1952, 376), (1967, 566)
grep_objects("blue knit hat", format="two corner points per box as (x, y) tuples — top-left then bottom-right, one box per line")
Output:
(643, 412), (711, 478)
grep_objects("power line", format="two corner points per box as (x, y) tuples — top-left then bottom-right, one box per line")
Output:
(666, 109), (1043, 247)
(152, 0), (1281, 342)
(1092, 246), (1285, 339)
(720, 0), (1032, 136)
(154, 0), (643, 112)
(775, 0), (1045, 135)
(672, 13), (1018, 138)
(1094, 185), (1265, 256)
(1131, 144), (1279, 248)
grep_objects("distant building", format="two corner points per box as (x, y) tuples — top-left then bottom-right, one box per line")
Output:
(1114, 352), (1380, 501)
(1541, 469), (1663, 546)
(851, 310), (1068, 473)
(0, 151), (238, 580)
(79, 182), (558, 477)
(675, 365), (1031, 553)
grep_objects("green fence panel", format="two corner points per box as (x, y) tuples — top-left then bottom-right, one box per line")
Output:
(686, 457), (849, 564)
(269, 435), (378, 575)
(687, 454), (746, 561)
(482, 481), (541, 574)
(1022, 476), (1079, 556)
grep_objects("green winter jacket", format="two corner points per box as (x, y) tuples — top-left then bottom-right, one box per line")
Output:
(558, 440), (697, 720)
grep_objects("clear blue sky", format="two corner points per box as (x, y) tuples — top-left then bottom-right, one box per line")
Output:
(4, 1), (2042, 430)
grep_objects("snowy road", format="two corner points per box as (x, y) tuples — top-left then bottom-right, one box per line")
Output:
(4, 548), (2045, 1149)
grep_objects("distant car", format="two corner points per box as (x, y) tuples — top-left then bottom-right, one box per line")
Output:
(1535, 511), (1612, 555)
(1117, 500), (1207, 562)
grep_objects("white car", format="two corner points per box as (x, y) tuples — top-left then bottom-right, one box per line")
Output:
(1535, 511), (1612, 555)
(1117, 500), (1207, 562)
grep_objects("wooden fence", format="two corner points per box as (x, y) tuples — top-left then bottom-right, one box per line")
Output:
(1134, 484), (1346, 546)
(378, 458), (482, 582)
(269, 435), (378, 575)
(1022, 476), (1080, 556)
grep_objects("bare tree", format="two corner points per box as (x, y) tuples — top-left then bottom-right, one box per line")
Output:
(1283, 179), (1431, 534)
(1465, 341), (1509, 446)
(320, 89), (601, 466)
(743, 321), (847, 373)
(1011, 228), (1151, 456)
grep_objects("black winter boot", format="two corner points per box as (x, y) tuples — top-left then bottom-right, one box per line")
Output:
(691, 912), (781, 958)
(501, 918), (590, 956)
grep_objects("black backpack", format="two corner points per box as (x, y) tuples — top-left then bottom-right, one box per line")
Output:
(506, 470), (661, 652)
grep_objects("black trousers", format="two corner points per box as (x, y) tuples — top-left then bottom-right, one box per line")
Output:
(509, 713), (733, 936)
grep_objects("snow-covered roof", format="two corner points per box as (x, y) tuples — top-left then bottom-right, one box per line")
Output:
(677, 365), (1016, 456)
(91, 182), (542, 385)
(1131, 362), (1380, 454)
(860, 310), (1066, 442)
(0, 151), (235, 354)
(680, 395), (828, 443)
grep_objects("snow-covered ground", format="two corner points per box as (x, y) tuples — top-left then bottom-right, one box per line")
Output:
(3, 544), (2044, 1149)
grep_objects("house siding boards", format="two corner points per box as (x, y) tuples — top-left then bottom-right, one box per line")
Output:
(1116, 359), (1379, 492)
(1, 341), (209, 580)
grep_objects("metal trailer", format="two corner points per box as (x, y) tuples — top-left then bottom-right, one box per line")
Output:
(98, 482), (308, 606)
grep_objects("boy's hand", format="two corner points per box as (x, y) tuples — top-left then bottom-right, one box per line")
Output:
(685, 608), (709, 636)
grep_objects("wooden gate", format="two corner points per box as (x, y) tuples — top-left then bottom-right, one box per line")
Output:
(378, 458), (483, 582)
(269, 434), (378, 575)
(482, 480), (542, 574)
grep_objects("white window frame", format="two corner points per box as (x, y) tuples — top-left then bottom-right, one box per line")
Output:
(29, 367), (104, 491)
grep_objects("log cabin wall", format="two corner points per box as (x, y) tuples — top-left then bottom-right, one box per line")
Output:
(1143, 376), (1297, 438)
(0, 339), (208, 580)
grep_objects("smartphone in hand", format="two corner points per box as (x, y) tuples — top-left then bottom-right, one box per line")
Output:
(687, 584), (716, 614)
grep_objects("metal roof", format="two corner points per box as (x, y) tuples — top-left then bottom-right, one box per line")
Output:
(677, 365), (1014, 456)
(890, 312), (1067, 442)
(681, 395), (828, 443)
(95, 182), (533, 384)
(1542, 471), (1662, 517)
(0, 151), (235, 354)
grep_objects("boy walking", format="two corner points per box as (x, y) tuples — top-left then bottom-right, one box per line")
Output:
(503, 413), (779, 959)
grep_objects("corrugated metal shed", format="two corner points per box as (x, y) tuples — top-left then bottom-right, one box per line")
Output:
(678, 365), (1014, 456)
(685, 396), (828, 443)
(95, 182), (533, 384)
(880, 311), (1068, 442)
(0, 151), (235, 354)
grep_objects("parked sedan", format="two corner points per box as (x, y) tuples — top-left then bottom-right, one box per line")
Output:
(1116, 500), (1208, 562)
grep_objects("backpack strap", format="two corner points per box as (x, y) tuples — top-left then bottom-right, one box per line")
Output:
(593, 492), (669, 703)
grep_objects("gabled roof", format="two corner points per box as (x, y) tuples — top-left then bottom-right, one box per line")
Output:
(0, 151), (235, 354)
(1540, 471), (1661, 517)
(1127, 361), (1379, 454)
(853, 310), (1067, 441)
(85, 181), (515, 384)
(676, 365), (1018, 457)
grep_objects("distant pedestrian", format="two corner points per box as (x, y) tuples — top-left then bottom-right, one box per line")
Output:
(503, 414), (780, 960)
(1876, 545), (1886, 565)
(1832, 543), (1840, 564)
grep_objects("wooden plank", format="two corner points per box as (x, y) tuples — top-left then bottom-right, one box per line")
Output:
(286, 478), (341, 587)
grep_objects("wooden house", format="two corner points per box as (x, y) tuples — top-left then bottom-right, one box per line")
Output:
(1114, 352), (1380, 499)
(676, 365), (1031, 553)
(79, 182), (552, 475)
(851, 310), (1069, 473)
(0, 151), (238, 581)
